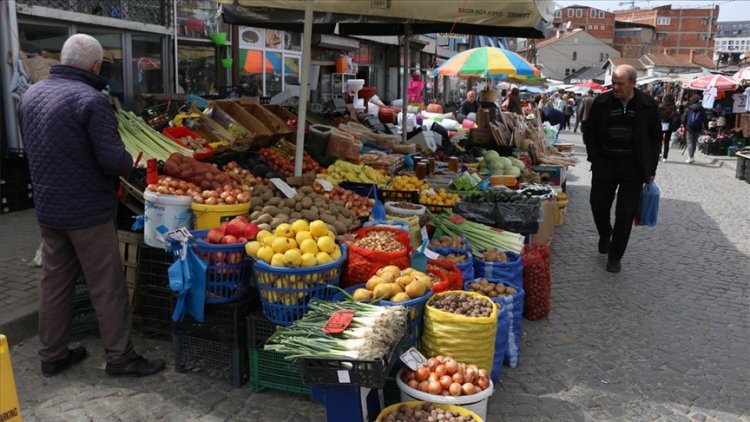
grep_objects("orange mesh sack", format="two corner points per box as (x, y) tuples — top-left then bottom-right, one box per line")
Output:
(427, 258), (463, 293)
(343, 227), (412, 288)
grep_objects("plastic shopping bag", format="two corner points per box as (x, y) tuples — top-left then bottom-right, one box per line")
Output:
(639, 183), (660, 227)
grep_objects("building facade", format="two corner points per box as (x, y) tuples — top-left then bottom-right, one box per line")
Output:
(613, 21), (656, 58)
(524, 29), (620, 81)
(614, 5), (717, 57)
(714, 20), (750, 65)
(552, 5), (615, 44)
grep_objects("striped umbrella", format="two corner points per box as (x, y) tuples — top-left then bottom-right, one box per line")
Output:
(432, 46), (539, 78)
(685, 74), (739, 91)
(732, 67), (750, 82)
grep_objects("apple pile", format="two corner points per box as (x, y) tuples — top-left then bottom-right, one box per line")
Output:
(204, 216), (259, 244)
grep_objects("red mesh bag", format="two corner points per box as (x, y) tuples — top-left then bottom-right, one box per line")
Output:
(343, 227), (412, 288)
(522, 243), (551, 320)
(427, 258), (464, 293)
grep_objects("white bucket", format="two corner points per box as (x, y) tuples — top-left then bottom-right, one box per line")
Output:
(143, 190), (193, 249)
(396, 372), (494, 421)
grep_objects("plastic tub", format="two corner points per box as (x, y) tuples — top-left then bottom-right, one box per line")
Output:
(143, 190), (193, 248)
(384, 201), (426, 217)
(396, 372), (493, 421)
(191, 202), (251, 230)
(377, 401), (483, 422)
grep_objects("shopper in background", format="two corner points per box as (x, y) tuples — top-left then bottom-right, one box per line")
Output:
(575, 89), (595, 133)
(505, 87), (523, 115)
(681, 94), (706, 164)
(17, 34), (166, 378)
(563, 98), (575, 131)
(658, 93), (680, 162)
(583, 65), (661, 273)
(459, 90), (479, 117)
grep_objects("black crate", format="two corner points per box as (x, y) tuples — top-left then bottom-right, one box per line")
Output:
(0, 157), (31, 189)
(133, 285), (175, 337)
(246, 310), (276, 349)
(173, 330), (249, 387)
(173, 291), (258, 346)
(736, 156), (747, 180)
(136, 245), (176, 289)
(70, 310), (99, 341)
(0, 188), (34, 214)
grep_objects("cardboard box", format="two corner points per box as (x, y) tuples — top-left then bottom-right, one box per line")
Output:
(213, 101), (274, 147)
(265, 104), (298, 122)
(530, 199), (556, 245)
(238, 104), (294, 141)
(532, 165), (567, 187)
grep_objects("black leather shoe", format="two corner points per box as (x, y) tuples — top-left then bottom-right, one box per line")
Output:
(606, 259), (621, 273)
(598, 236), (611, 254)
(106, 355), (165, 377)
(41, 346), (88, 377)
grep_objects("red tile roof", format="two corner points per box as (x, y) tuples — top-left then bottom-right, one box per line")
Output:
(533, 29), (583, 50)
(643, 54), (715, 69)
(609, 57), (647, 70)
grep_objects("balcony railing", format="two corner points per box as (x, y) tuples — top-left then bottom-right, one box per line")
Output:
(18, 0), (170, 27)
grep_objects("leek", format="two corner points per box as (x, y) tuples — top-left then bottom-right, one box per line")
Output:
(430, 211), (525, 254)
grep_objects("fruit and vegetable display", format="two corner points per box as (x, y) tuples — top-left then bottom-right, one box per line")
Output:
(222, 161), (261, 190)
(389, 175), (429, 192)
(380, 403), (477, 422)
(473, 249), (509, 262)
(351, 266), (431, 302)
(438, 253), (467, 264)
(264, 298), (406, 360)
(419, 188), (460, 207)
(204, 216), (259, 244)
(145, 176), (200, 197)
(478, 150), (526, 177)
(430, 212), (525, 254)
(245, 219), (342, 267)
(429, 292), (494, 317)
(400, 355), (491, 396)
(248, 185), (360, 235)
(352, 230), (406, 252)
(467, 279), (518, 299)
(450, 171), (482, 192)
(311, 183), (375, 218)
(116, 110), (192, 161)
(162, 152), (236, 192)
(428, 235), (467, 250)
(317, 160), (391, 186)
(259, 147), (323, 176)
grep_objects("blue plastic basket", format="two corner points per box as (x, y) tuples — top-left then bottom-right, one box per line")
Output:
(334, 283), (431, 349)
(253, 244), (347, 326)
(189, 230), (252, 304)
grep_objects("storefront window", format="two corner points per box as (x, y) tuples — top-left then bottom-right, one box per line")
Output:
(264, 51), (282, 97)
(18, 21), (68, 59)
(284, 56), (300, 86)
(178, 44), (216, 95)
(177, 0), (222, 39)
(132, 34), (163, 95)
(82, 29), (125, 103)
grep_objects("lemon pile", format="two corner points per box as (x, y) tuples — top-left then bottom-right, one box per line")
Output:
(419, 188), (460, 207)
(245, 219), (342, 267)
(389, 175), (429, 192)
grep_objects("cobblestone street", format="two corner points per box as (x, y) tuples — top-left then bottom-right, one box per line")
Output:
(3, 131), (749, 421)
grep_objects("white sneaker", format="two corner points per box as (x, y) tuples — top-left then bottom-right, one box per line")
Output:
(685, 158), (695, 163)
(661, 157), (667, 163)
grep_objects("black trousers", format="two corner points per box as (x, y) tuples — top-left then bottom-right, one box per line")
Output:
(590, 158), (643, 260)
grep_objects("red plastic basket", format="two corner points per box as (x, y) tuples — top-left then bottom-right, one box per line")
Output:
(162, 126), (215, 160)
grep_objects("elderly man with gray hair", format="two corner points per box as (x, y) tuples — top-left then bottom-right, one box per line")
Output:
(582, 64), (661, 273)
(18, 34), (165, 377)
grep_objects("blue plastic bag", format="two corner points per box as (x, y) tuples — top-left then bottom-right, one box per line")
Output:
(472, 251), (523, 288)
(500, 287), (525, 368)
(169, 244), (207, 323)
(491, 302), (510, 381)
(639, 182), (660, 227)
(433, 247), (474, 282)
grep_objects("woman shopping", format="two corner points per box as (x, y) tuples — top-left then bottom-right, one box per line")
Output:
(658, 93), (680, 162)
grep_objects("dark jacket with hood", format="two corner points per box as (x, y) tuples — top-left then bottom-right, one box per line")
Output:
(18, 65), (133, 230)
(682, 102), (706, 133)
(582, 87), (661, 183)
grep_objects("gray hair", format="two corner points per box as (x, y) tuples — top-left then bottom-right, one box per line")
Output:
(60, 34), (103, 71)
(614, 64), (637, 82)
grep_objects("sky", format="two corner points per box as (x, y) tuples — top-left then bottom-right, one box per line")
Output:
(554, 0), (750, 22)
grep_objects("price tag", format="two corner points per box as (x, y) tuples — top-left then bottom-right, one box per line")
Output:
(400, 347), (428, 371)
(166, 227), (193, 243)
(322, 309), (355, 334)
(424, 248), (440, 260)
(270, 178), (297, 199)
(420, 226), (429, 243)
(337, 370), (351, 383)
(449, 215), (466, 224)
(316, 179), (334, 192)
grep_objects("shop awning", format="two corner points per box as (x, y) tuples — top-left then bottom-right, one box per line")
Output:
(218, 0), (553, 39)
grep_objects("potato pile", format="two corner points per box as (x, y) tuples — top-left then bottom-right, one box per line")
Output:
(249, 185), (359, 236)
(430, 292), (493, 317)
(467, 279), (518, 298)
(440, 253), (467, 264)
(474, 248), (509, 262)
(428, 235), (467, 250)
(380, 404), (477, 422)
(352, 266), (431, 303)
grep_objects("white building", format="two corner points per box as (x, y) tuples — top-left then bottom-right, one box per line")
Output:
(714, 20), (750, 64)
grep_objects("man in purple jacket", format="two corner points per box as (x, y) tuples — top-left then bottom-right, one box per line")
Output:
(18, 34), (164, 377)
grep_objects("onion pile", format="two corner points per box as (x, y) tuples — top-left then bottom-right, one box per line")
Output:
(222, 161), (261, 190)
(145, 176), (200, 197)
(400, 355), (491, 397)
(312, 183), (375, 217)
(162, 152), (233, 191)
(192, 185), (251, 206)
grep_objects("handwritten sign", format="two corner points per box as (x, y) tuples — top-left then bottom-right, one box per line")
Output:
(733, 94), (747, 113)
(270, 178), (297, 198)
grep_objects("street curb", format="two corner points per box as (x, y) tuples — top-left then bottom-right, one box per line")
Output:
(0, 303), (38, 347)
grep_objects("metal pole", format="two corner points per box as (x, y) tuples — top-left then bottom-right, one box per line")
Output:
(1, 0), (21, 150)
(173, 0), (179, 93)
(402, 25), (410, 143)
(294, 0), (314, 176)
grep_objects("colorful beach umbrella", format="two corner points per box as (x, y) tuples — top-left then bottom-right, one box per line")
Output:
(432, 46), (539, 79)
(685, 74), (739, 91)
(732, 68), (750, 82)
(241, 50), (273, 73)
(570, 82), (606, 93)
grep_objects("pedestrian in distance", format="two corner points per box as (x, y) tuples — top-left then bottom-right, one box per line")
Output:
(658, 93), (680, 162)
(17, 34), (166, 377)
(563, 98), (575, 131)
(458, 90), (479, 117)
(681, 94), (706, 163)
(582, 64), (661, 273)
(575, 89), (595, 134)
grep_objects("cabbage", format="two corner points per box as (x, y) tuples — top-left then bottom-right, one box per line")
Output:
(498, 156), (512, 169)
(483, 150), (500, 161)
(505, 166), (522, 177)
(510, 158), (525, 170)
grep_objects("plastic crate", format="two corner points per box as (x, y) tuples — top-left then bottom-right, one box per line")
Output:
(133, 285), (175, 337)
(246, 311), (275, 349)
(253, 244), (347, 326)
(249, 348), (311, 395)
(136, 245), (177, 289)
(190, 230), (253, 304)
(70, 311), (99, 341)
(736, 155), (747, 180)
(379, 189), (419, 204)
(173, 292), (258, 345)
(173, 329), (249, 387)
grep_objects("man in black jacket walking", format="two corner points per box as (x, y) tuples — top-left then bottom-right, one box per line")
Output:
(582, 65), (661, 273)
